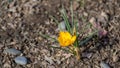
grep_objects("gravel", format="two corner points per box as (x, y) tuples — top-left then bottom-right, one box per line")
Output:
(0, 0), (119, 67)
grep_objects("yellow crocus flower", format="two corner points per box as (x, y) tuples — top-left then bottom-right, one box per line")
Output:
(58, 31), (76, 47)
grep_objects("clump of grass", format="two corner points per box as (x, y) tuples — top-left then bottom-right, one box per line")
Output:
(40, 1), (107, 60)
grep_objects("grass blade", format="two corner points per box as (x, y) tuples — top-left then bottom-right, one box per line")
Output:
(39, 33), (58, 42)
(49, 15), (59, 25)
(60, 8), (71, 33)
(48, 45), (74, 54)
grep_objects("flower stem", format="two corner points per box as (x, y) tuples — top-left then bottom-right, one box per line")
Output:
(75, 47), (80, 60)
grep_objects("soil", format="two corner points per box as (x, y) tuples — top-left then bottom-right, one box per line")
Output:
(0, 0), (120, 68)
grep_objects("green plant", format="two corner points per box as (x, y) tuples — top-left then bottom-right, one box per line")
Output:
(40, 1), (107, 60)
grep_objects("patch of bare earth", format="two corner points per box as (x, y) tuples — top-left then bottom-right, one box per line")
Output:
(0, 0), (120, 68)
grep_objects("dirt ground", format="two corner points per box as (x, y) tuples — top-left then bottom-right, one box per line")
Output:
(0, 0), (120, 68)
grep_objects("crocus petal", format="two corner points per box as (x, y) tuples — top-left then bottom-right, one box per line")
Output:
(58, 31), (77, 47)
(71, 36), (76, 43)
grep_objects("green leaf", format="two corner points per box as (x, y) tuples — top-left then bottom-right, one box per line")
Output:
(49, 15), (59, 25)
(39, 33), (58, 42)
(79, 35), (93, 46)
(60, 8), (71, 33)
(70, 1), (74, 28)
(48, 45), (74, 54)
(78, 31), (97, 46)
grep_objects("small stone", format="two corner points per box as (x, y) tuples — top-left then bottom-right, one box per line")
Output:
(73, 1), (80, 10)
(98, 11), (109, 27)
(112, 51), (119, 62)
(89, 17), (97, 24)
(112, 55), (119, 62)
(101, 11), (108, 21)
(83, 12), (88, 17)
(100, 61), (110, 68)
(14, 56), (27, 65)
(8, 7), (16, 12)
(1, 26), (7, 30)
(3, 63), (11, 68)
(4, 48), (21, 55)
(82, 52), (93, 59)
(58, 21), (66, 31)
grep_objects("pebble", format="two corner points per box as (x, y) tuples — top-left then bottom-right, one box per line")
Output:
(8, 7), (16, 12)
(83, 12), (88, 17)
(58, 21), (66, 31)
(101, 11), (108, 21)
(14, 56), (27, 65)
(4, 48), (21, 55)
(73, 1), (80, 10)
(112, 50), (119, 62)
(82, 52), (93, 59)
(100, 61), (110, 68)
(3, 63), (11, 68)
(98, 11), (109, 27)
(89, 17), (97, 24)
